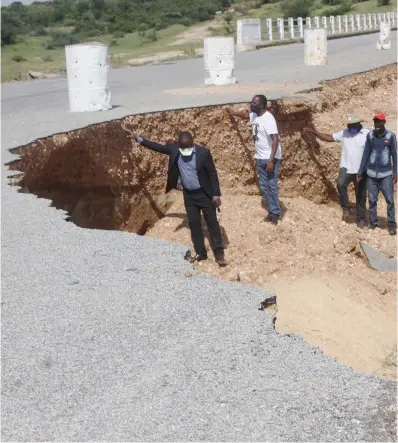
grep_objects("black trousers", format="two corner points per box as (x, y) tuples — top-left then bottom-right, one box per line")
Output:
(337, 168), (367, 222)
(183, 188), (223, 256)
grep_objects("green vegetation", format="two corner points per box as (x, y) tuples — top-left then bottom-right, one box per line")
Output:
(1, 0), (396, 82)
(246, 0), (396, 19)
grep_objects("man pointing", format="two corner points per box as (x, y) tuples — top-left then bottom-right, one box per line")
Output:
(124, 129), (227, 266)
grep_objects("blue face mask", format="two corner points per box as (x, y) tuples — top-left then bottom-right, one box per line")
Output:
(348, 127), (360, 135)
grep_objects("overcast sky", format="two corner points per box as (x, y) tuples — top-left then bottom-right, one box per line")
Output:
(1, 0), (49, 6)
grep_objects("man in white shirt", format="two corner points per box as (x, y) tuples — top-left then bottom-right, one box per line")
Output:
(303, 115), (370, 227)
(227, 95), (282, 224)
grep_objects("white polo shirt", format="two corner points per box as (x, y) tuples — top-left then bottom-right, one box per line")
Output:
(332, 128), (370, 174)
(249, 111), (282, 160)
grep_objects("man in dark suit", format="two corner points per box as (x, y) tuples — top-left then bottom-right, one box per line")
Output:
(127, 130), (227, 266)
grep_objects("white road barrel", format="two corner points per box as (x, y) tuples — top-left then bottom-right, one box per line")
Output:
(304, 28), (328, 66)
(236, 18), (262, 51)
(65, 43), (112, 112)
(376, 22), (391, 50)
(204, 37), (236, 86)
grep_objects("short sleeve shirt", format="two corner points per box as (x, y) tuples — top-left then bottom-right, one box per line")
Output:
(249, 111), (282, 160)
(332, 128), (370, 174)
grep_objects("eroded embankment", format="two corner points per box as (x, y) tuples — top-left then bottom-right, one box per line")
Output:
(7, 99), (337, 233)
(7, 64), (398, 379)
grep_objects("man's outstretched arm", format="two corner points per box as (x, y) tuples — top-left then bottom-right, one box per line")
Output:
(121, 122), (171, 154)
(302, 126), (336, 143)
(137, 137), (172, 155)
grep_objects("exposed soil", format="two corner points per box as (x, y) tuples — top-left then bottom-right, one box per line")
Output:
(7, 63), (397, 379)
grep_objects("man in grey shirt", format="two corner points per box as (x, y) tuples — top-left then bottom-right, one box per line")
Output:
(126, 130), (227, 267)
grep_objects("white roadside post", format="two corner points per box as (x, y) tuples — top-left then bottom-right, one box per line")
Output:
(337, 15), (342, 33)
(306, 17), (312, 28)
(236, 18), (262, 51)
(330, 16), (335, 34)
(288, 17), (295, 39)
(376, 22), (391, 50)
(321, 16), (327, 31)
(204, 37), (236, 85)
(266, 18), (273, 41)
(344, 15), (349, 32)
(314, 16), (320, 28)
(65, 43), (112, 113)
(362, 14), (367, 30)
(304, 28), (327, 66)
(298, 17), (304, 38)
(367, 14), (372, 29)
(277, 18), (285, 40)
(350, 15), (355, 32)
(373, 14), (377, 29)
(355, 14), (361, 31)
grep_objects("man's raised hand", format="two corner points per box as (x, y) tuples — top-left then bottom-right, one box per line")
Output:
(121, 121), (138, 141)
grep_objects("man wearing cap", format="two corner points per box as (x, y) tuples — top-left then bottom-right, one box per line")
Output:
(122, 129), (228, 266)
(357, 113), (397, 235)
(303, 115), (370, 226)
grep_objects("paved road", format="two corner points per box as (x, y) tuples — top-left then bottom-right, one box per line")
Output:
(1, 33), (397, 441)
(2, 31), (397, 123)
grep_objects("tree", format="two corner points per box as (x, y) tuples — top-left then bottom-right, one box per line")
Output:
(280, 0), (313, 18)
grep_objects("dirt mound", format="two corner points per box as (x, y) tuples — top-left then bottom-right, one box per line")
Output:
(7, 64), (397, 379)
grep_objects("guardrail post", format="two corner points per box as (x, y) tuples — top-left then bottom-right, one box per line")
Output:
(350, 15), (355, 32)
(362, 14), (367, 30)
(277, 18), (285, 40)
(367, 13), (372, 29)
(330, 16), (335, 34)
(288, 17), (295, 38)
(344, 15), (349, 32)
(306, 17), (312, 28)
(337, 15), (342, 33)
(355, 14), (361, 30)
(266, 18), (273, 41)
(314, 16), (320, 28)
(321, 16), (327, 31)
(298, 17), (304, 38)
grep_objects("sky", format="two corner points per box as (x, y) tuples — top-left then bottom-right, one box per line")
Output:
(1, 0), (50, 5)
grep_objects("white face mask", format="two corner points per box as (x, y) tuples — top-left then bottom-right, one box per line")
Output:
(179, 147), (194, 157)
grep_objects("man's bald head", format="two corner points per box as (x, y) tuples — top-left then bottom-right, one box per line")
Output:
(179, 131), (194, 148)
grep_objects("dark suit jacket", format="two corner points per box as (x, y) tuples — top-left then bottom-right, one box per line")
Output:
(140, 139), (221, 198)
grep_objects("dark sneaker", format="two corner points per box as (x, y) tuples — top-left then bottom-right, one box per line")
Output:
(271, 215), (280, 225)
(342, 209), (350, 222)
(214, 249), (228, 267)
(369, 223), (379, 230)
(184, 250), (208, 263)
(357, 220), (366, 229)
(265, 215), (280, 225)
(388, 226), (397, 236)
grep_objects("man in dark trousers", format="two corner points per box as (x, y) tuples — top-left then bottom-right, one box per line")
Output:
(127, 130), (227, 266)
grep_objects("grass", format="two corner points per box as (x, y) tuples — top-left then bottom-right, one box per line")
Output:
(244, 0), (397, 19)
(1, 24), (198, 81)
(1, 0), (396, 82)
